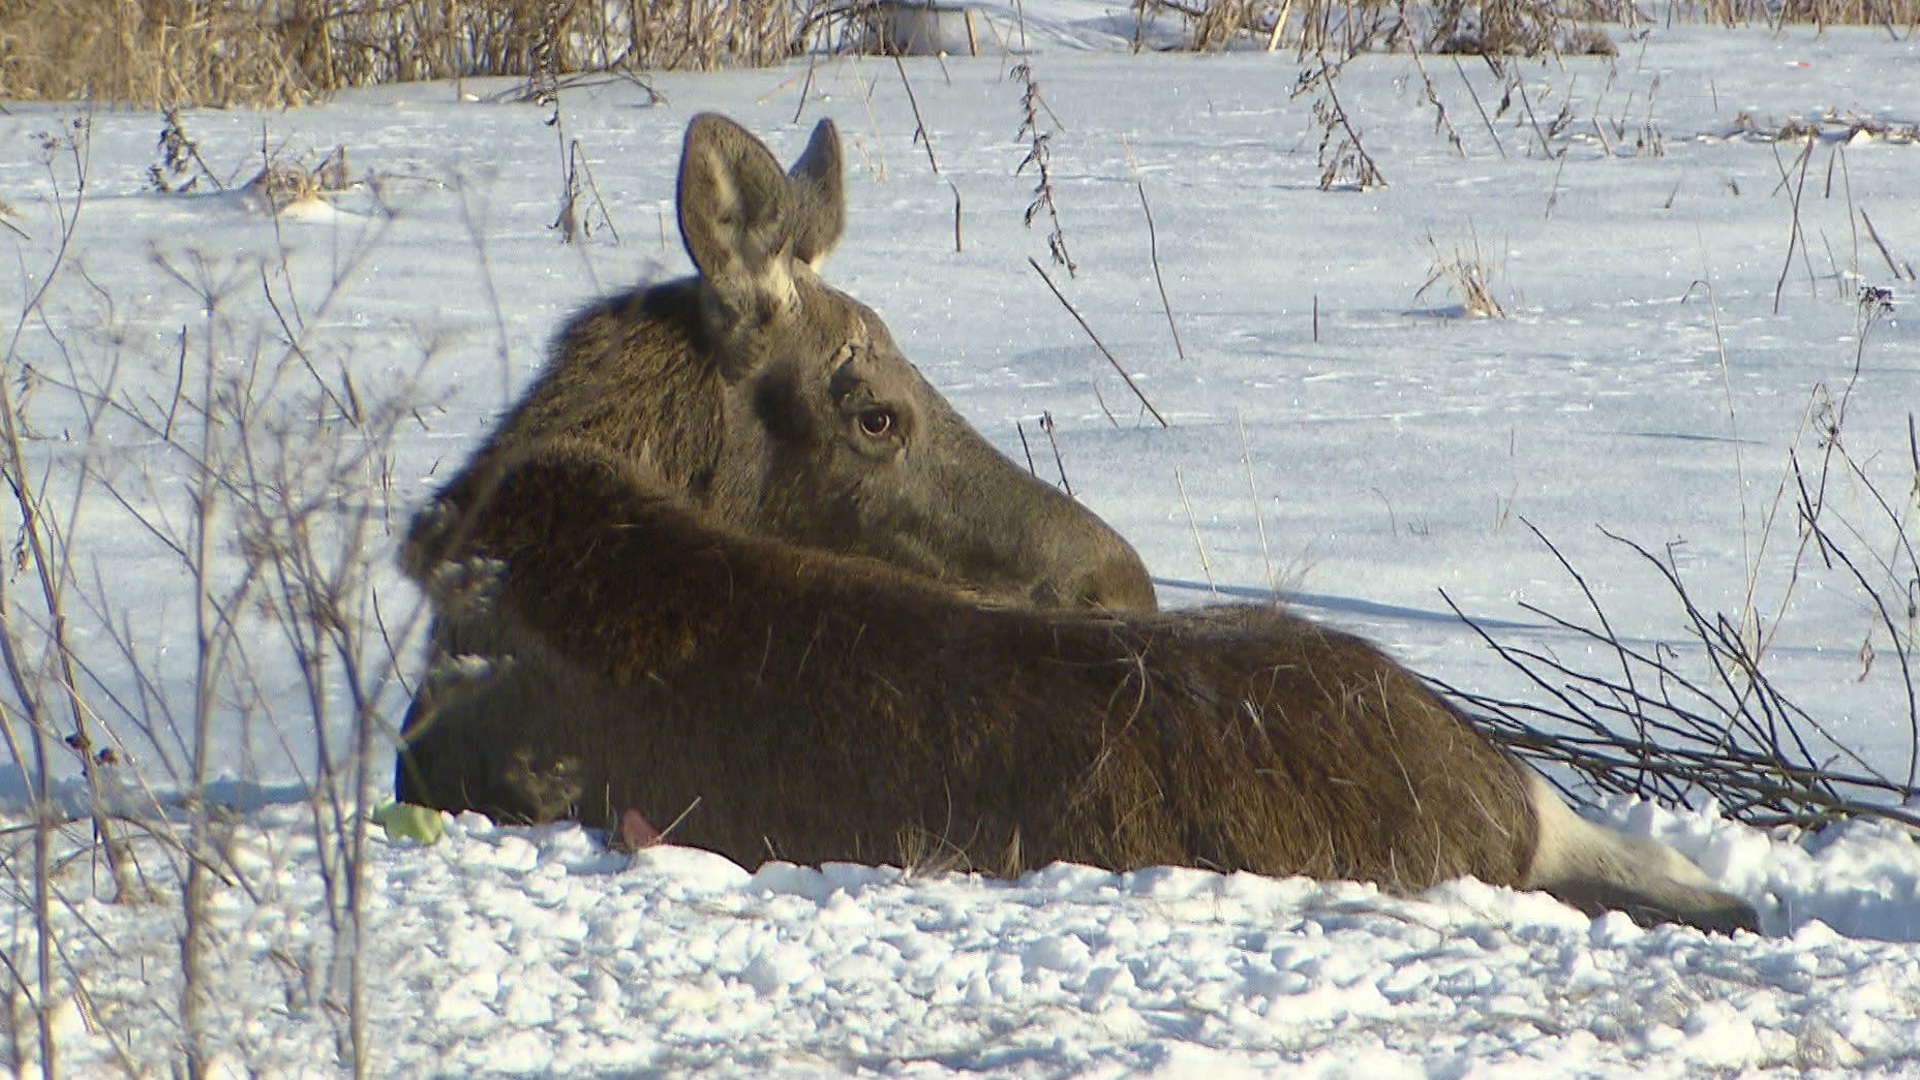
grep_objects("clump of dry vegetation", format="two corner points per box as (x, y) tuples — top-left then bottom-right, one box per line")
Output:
(1293, 56), (1390, 189)
(1138, 0), (1914, 55)
(3, 0), (1915, 108)
(0, 0), (807, 107)
(1416, 228), (1506, 316)
(1725, 110), (1920, 145)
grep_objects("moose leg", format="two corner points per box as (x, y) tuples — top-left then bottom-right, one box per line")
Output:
(1520, 769), (1760, 934)
(394, 657), (581, 825)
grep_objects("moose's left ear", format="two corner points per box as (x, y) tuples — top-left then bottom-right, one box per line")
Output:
(786, 119), (845, 269)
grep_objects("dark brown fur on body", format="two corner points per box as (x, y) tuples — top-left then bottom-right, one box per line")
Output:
(405, 438), (1537, 889)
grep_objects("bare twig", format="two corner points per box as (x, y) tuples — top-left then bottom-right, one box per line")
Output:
(1174, 468), (1217, 595)
(1038, 411), (1074, 495)
(1027, 257), (1168, 428)
(893, 55), (941, 176)
(1015, 420), (1038, 477)
(1861, 208), (1913, 281)
(1135, 181), (1185, 360)
(1452, 56), (1508, 159)
(1442, 434), (1919, 830)
(1772, 137), (1816, 313)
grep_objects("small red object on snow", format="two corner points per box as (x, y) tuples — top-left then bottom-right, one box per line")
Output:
(614, 807), (663, 852)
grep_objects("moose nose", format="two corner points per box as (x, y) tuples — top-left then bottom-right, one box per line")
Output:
(1027, 539), (1156, 612)
(1075, 547), (1159, 611)
(1012, 502), (1156, 612)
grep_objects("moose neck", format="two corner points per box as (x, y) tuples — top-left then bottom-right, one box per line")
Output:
(481, 277), (734, 505)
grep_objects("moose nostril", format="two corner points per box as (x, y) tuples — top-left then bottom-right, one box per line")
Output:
(1078, 549), (1158, 613)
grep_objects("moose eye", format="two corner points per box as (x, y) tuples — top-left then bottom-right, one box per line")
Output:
(857, 408), (894, 438)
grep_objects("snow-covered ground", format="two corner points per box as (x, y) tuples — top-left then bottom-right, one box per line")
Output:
(3, 6), (1919, 1076)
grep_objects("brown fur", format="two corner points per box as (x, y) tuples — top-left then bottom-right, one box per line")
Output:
(404, 437), (1537, 889)
(397, 112), (1154, 808)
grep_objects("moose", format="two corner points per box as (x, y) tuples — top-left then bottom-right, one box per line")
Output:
(396, 113), (1760, 935)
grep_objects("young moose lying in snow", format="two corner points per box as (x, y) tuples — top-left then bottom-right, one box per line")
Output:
(395, 113), (1760, 936)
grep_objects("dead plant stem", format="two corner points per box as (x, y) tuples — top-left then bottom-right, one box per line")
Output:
(1027, 258), (1168, 427)
(892, 56), (941, 176)
(1135, 181), (1185, 360)
(1771, 137), (1816, 313)
(1174, 468), (1217, 594)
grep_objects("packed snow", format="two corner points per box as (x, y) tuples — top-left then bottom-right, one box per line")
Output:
(2, 6), (1919, 1076)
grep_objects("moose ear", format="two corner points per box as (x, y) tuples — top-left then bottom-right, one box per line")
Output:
(678, 113), (797, 315)
(786, 119), (845, 269)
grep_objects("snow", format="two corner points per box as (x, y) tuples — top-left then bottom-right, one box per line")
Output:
(3, 6), (1920, 1077)
(14, 805), (1920, 1077)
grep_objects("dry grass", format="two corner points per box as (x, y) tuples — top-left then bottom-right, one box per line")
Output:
(0, 0), (311, 106)
(1140, 0), (1915, 55)
(0, 0), (808, 107)
(1679, 0), (1920, 28)
(1136, 0), (1621, 55)
(1416, 229), (1506, 317)
(2, 0), (1913, 107)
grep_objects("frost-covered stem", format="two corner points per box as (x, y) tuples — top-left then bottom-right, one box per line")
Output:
(179, 285), (224, 1080)
(0, 116), (138, 903)
(0, 369), (63, 1080)
(0, 115), (99, 1080)
(235, 415), (352, 1054)
(343, 575), (375, 1080)
(303, 493), (380, 1079)
(0, 586), (59, 1080)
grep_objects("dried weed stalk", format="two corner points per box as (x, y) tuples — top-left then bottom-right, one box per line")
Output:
(1416, 228), (1506, 317)
(1012, 61), (1077, 276)
(1294, 57), (1387, 190)
(545, 103), (620, 245)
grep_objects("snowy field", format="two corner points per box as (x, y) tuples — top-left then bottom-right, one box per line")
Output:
(3, 5), (1920, 1076)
